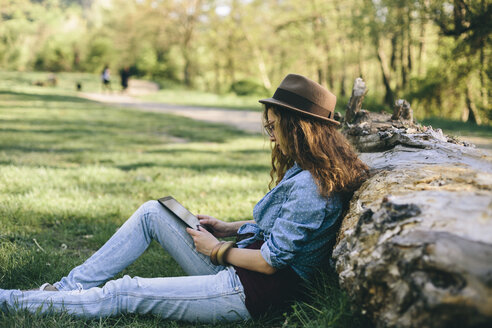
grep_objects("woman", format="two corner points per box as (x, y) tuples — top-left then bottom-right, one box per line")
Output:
(0, 74), (368, 322)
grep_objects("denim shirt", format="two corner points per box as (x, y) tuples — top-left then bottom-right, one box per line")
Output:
(236, 163), (343, 280)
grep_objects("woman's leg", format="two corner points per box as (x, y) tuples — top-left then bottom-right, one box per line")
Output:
(0, 267), (250, 323)
(55, 200), (223, 291)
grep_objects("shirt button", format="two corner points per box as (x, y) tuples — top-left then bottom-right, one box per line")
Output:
(235, 287), (239, 291)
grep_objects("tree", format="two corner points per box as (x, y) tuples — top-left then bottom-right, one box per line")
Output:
(425, 0), (491, 123)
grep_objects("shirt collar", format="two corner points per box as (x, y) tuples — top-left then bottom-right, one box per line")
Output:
(282, 162), (302, 181)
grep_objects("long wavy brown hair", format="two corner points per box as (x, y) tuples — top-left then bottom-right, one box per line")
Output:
(264, 104), (369, 198)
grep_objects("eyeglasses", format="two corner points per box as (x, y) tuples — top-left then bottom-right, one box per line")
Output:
(264, 121), (275, 138)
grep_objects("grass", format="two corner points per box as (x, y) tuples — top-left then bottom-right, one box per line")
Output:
(141, 87), (492, 141)
(0, 70), (262, 111)
(419, 117), (492, 138)
(0, 72), (369, 327)
(4, 69), (489, 139)
(0, 71), (106, 94)
(139, 88), (263, 111)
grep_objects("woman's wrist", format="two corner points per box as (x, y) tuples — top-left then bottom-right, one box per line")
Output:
(226, 222), (240, 236)
(210, 242), (225, 265)
(210, 241), (236, 266)
(227, 220), (254, 236)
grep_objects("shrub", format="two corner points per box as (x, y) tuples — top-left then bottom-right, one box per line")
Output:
(230, 79), (268, 96)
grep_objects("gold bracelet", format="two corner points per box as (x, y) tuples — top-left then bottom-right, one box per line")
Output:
(216, 241), (236, 266)
(210, 242), (225, 265)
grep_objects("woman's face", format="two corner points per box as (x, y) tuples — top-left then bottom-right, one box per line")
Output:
(266, 109), (287, 155)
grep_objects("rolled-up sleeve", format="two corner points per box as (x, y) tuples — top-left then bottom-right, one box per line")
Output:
(260, 176), (329, 269)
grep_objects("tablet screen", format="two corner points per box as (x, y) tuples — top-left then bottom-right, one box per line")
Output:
(158, 196), (201, 229)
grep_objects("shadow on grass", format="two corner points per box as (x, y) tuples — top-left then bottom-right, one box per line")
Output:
(0, 89), (254, 163)
(145, 148), (270, 155)
(0, 144), (94, 153)
(0, 90), (94, 104)
(116, 162), (269, 173)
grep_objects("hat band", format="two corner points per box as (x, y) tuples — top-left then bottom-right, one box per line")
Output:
(273, 88), (332, 119)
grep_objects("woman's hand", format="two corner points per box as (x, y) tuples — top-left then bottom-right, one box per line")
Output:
(197, 215), (235, 238)
(186, 226), (220, 256)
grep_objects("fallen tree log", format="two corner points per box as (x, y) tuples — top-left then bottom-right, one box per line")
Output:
(333, 79), (492, 328)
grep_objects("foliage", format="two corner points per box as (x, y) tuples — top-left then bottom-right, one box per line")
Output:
(0, 0), (490, 124)
(229, 79), (268, 96)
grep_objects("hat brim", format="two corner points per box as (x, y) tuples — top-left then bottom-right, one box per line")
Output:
(259, 98), (340, 126)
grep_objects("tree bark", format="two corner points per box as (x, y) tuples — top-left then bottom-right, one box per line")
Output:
(335, 82), (492, 328)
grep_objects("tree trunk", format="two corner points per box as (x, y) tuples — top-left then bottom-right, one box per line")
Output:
(390, 34), (397, 71)
(214, 61), (220, 93)
(183, 53), (192, 87)
(376, 43), (395, 106)
(180, 0), (202, 87)
(326, 61), (334, 90)
(241, 27), (272, 90)
(335, 82), (492, 328)
(479, 27), (488, 111)
(417, 18), (426, 75)
(400, 34), (407, 90)
(465, 82), (482, 125)
(317, 68), (324, 86)
(406, 9), (412, 73)
(340, 73), (346, 97)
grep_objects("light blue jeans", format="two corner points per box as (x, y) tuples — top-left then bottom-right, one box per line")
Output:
(0, 201), (251, 323)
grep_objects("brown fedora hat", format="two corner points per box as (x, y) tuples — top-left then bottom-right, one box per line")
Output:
(259, 74), (339, 125)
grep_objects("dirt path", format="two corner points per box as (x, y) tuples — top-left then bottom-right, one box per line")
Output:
(80, 91), (263, 134)
(78, 87), (491, 153)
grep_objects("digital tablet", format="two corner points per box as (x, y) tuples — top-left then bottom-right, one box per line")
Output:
(157, 196), (212, 232)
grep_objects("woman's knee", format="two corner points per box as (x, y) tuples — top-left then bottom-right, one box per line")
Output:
(139, 200), (161, 213)
(137, 200), (175, 228)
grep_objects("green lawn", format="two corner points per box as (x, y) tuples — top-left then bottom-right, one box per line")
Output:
(419, 117), (492, 138)
(3, 69), (489, 140)
(0, 70), (263, 111)
(0, 73), (369, 327)
(139, 89), (263, 111)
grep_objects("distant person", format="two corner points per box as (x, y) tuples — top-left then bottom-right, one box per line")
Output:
(47, 73), (57, 87)
(76, 82), (82, 92)
(0, 74), (369, 323)
(119, 66), (131, 93)
(101, 65), (112, 93)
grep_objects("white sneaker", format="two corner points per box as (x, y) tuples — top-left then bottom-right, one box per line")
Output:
(26, 283), (58, 291)
(39, 283), (58, 291)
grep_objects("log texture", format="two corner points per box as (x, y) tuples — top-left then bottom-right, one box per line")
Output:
(334, 82), (492, 328)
